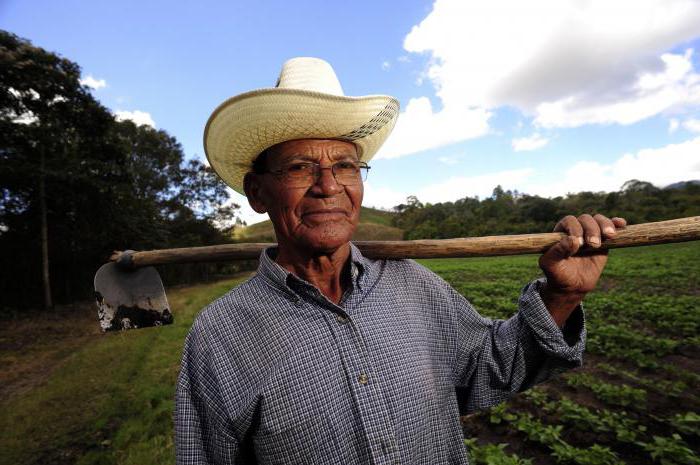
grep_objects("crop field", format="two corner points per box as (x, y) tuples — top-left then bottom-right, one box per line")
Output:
(0, 242), (698, 464)
(422, 241), (699, 465)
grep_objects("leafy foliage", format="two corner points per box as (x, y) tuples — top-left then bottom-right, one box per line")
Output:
(638, 435), (700, 465)
(392, 183), (700, 239)
(464, 439), (533, 465)
(489, 405), (625, 465)
(525, 389), (647, 443)
(0, 31), (237, 308)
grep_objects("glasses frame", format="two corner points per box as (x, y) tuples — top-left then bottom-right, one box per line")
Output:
(265, 160), (371, 187)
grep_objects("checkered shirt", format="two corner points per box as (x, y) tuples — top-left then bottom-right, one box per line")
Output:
(175, 243), (585, 465)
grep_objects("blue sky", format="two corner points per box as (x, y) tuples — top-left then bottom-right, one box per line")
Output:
(3, 0), (700, 224)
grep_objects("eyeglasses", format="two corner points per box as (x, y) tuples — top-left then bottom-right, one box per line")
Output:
(266, 160), (370, 188)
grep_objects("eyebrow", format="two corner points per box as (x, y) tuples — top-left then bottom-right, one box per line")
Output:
(282, 153), (359, 163)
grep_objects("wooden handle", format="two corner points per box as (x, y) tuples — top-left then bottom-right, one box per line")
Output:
(110, 216), (700, 267)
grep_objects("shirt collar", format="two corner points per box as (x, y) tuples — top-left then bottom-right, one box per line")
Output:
(257, 242), (371, 296)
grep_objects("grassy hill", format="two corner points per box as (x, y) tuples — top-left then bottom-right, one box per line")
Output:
(232, 206), (403, 242)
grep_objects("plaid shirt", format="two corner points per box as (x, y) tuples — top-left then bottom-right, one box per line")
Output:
(175, 243), (585, 465)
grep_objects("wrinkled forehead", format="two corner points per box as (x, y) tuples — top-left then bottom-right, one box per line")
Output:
(265, 139), (359, 162)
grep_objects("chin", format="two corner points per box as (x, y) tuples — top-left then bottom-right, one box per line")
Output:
(299, 224), (355, 254)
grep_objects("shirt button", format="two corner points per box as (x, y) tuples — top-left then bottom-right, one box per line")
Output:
(358, 373), (369, 385)
(335, 313), (349, 324)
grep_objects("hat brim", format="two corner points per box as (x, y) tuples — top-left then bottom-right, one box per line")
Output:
(204, 88), (399, 194)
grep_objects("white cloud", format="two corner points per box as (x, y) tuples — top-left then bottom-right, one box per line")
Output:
(682, 118), (700, 132)
(80, 75), (107, 90)
(375, 97), (491, 159)
(363, 182), (412, 210)
(534, 50), (700, 127)
(403, 0), (700, 130)
(367, 137), (700, 209)
(527, 136), (700, 196)
(418, 168), (535, 203)
(669, 118), (680, 133)
(363, 168), (534, 209)
(512, 133), (549, 152)
(381, 61), (391, 71)
(115, 110), (156, 128)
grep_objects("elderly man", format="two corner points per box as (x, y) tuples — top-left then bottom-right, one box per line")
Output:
(175, 57), (625, 465)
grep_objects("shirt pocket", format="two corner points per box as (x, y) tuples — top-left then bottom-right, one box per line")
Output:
(253, 413), (342, 465)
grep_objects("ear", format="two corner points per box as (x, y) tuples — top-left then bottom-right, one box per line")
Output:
(243, 173), (268, 214)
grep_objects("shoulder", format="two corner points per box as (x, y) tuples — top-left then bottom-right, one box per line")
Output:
(369, 258), (461, 306)
(189, 273), (278, 337)
(382, 257), (454, 289)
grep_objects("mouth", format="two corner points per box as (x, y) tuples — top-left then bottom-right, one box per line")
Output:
(301, 208), (349, 221)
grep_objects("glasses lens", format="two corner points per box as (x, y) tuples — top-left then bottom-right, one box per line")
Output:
(276, 161), (369, 186)
(283, 163), (315, 187)
(333, 161), (362, 185)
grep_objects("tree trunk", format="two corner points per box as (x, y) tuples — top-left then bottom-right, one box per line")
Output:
(40, 147), (53, 309)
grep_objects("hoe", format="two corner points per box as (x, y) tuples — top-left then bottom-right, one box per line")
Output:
(95, 216), (700, 331)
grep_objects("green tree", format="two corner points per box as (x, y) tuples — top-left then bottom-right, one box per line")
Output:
(0, 31), (236, 309)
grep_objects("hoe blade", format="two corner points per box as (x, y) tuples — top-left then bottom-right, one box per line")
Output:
(94, 263), (172, 332)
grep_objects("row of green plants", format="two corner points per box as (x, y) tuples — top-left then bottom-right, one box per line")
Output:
(563, 372), (647, 408)
(596, 363), (689, 399)
(586, 322), (679, 369)
(485, 397), (700, 465)
(585, 293), (700, 338)
(464, 439), (533, 465)
(527, 388), (700, 463)
(523, 389), (645, 443)
(488, 403), (624, 465)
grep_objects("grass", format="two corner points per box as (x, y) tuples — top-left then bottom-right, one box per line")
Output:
(0, 276), (248, 465)
(1, 242), (698, 464)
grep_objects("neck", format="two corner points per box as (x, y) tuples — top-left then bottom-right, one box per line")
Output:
(275, 242), (352, 305)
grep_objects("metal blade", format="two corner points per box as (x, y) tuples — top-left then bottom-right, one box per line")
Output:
(94, 263), (173, 332)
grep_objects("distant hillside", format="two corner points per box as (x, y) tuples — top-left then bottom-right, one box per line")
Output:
(232, 206), (403, 242)
(393, 180), (700, 240)
(665, 180), (700, 190)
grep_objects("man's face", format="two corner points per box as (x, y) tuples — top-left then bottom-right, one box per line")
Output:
(245, 139), (363, 254)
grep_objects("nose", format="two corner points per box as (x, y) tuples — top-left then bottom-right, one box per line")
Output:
(309, 165), (343, 196)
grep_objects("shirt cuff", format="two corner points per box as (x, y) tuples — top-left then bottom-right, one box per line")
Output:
(518, 278), (586, 363)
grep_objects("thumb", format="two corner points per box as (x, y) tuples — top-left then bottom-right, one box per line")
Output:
(539, 235), (580, 271)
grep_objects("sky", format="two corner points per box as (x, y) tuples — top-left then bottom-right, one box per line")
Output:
(3, 0), (700, 225)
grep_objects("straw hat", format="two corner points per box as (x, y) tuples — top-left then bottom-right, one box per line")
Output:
(203, 57), (400, 194)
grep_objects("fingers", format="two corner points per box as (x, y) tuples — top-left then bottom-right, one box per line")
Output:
(612, 217), (627, 228)
(578, 214), (602, 248)
(553, 214), (628, 250)
(553, 215), (584, 247)
(540, 235), (580, 270)
(554, 214), (600, 248)
(593, 213), (616, 240)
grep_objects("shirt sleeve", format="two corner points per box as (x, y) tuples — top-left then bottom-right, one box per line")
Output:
(175, 321), (240, 465)
(451, 277), (586, 413)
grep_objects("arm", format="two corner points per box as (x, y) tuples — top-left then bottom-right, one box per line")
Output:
(175, 323), (240, 465)
(453, 213), (625, 413)
(451, 277), (585, 413)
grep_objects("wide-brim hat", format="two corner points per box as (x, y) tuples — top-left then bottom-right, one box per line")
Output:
(203, 57), (400, 194)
